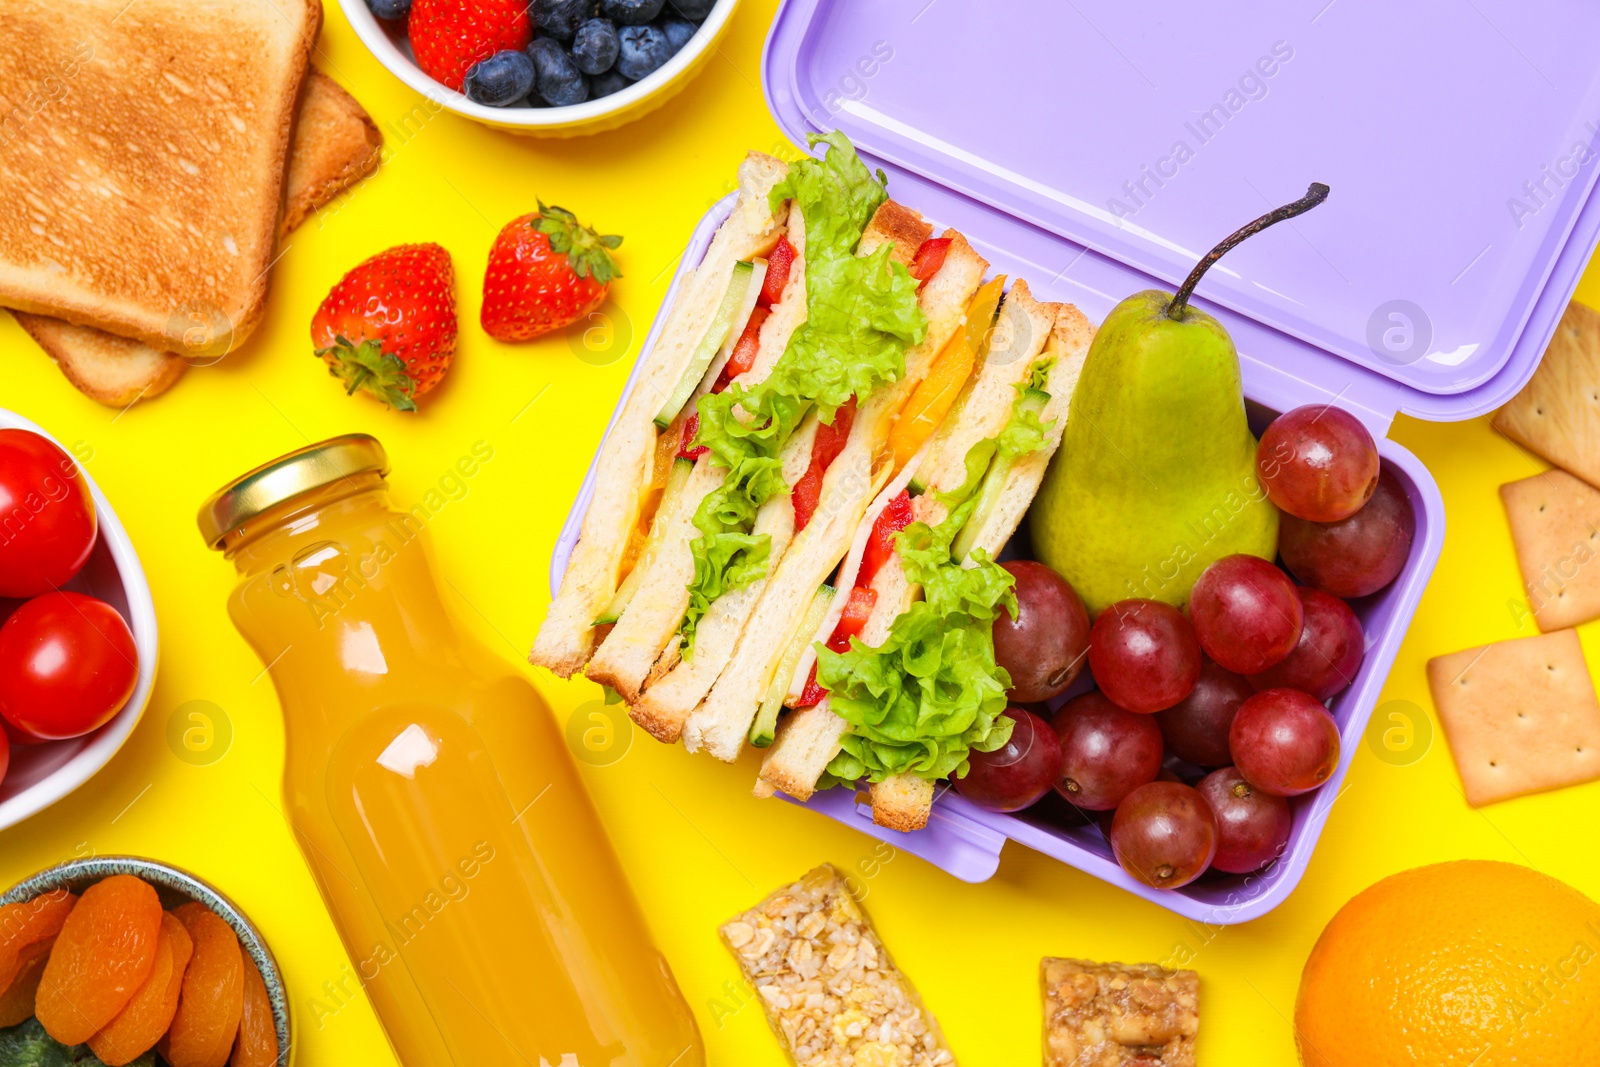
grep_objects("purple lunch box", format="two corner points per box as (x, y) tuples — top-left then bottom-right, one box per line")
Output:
(552, 0), (1600, 922)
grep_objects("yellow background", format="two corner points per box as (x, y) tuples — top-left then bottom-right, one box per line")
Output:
(4, 2), (1600, 1063)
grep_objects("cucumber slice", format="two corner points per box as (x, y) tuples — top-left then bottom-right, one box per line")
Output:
(653, 260), (760, 430)
(594, 458), (695, 625)
(750, 584), (837, 747)
(951, 389), (1050, 562)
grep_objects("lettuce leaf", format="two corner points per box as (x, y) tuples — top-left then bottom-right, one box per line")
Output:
(677, 131), (927, 652)
(817, 501), (1017, 783)
(935, 356), (1058, 511)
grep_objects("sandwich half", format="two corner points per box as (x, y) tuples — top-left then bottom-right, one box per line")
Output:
(534, 151), (796, 678)
(759, 290), (1097, 830)
(678, 202), (990, 762)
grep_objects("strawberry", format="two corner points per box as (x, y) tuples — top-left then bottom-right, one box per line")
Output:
(409, 0), (533, 92)
(311, 243), (458, 412)
(481, 203), (622, 343)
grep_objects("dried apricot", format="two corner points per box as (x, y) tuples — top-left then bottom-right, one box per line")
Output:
(0, 889), (76, 990)
(158, 902), (244, 1067)
(36, 875), (161, 1044)
(0, 936), (55, 1027)
(88, 912), (194, 1066)
(230, 956), (278, 1067)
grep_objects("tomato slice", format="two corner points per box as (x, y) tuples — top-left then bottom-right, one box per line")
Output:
(677, 412), (708, 460)
(793, 586), (878, 709)
(713, 305), (770, 393)
(759, 237), (796, 307)
(909, 237), (952, 290)
(791, 399), (857, 533)
(859, 490), (913, 588)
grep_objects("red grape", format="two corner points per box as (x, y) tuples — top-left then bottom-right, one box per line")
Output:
(993, 561), (1090, 702)
(1256, 404), (1380, 522)
(1188, 555), (1303, 674)
(1197, 766), (1293, 873)
(1279, 466), (1414, 598)
(955, 708), (1062, 812)
(1155, 659), (1254, 767)
(1051, 691), (1163, 811)
(1248, 588), (1365, 701)
(1228, 689), (1340, 797)
(1110, 781), (1218, 890)
(1087, 599), (1200, 713)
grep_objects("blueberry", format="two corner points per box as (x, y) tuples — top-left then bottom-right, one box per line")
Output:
(463, 49), (536, 106)
(537, 0), (596, 41)
(601, 0), (664, 26)
(657, 15), (696, 53)
(527, 37), (590, 106)
(666, 0), (715, 18)
(589, 68), (633, 97)
(366, 0), (411, 19)
(571, 18), (620, 75)
(615, 24), (671, 80)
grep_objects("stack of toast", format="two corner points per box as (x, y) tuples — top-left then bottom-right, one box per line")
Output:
(0, 0), (382, 407)
(533, 139), (1097, 831)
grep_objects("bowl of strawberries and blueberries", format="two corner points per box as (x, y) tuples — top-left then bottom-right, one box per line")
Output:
(312, 204), (621, 409)
(0, 431), (141, 785)
(954, 404), (1414, 891)
(366, 0), (723, 109)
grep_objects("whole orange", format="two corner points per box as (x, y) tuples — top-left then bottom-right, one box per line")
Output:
(1296, 860), (1600, 1066)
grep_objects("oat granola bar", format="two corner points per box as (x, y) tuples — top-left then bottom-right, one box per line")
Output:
(1041, 957), (1198, 1067)
(719, 864), (955, 1067)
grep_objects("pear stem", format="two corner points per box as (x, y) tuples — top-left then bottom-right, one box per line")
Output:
(1166, 182), (1331, 321)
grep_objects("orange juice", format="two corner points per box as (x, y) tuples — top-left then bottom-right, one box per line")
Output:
(200, 436), (704, 1067)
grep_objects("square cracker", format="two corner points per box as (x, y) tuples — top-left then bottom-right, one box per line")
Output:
(1493, 301), (1600, 488)
(1427, 629), (1600, 806)
(1500, 469), (1600, 631)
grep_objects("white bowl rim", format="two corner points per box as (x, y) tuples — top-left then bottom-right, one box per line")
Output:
(0, 410), (158, 832)
(337, 0), (739, 128)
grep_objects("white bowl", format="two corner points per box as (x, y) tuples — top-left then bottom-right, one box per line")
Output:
(339, 0), (741, 136)
(0, 410), (158, 832)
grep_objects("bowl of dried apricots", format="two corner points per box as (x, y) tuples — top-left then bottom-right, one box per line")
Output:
(0, 857), (287, 1067)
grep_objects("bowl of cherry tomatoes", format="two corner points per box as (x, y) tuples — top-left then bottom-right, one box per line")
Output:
(0, 410), (156, 832)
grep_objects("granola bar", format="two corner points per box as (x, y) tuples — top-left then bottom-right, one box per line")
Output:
(719, 864), (955, 1067)
(1041, 957), (1198, 1067)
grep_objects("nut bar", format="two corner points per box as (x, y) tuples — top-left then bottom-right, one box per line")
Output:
(719, 864), (955, 1067)
(1041, 958), (1198, 1067)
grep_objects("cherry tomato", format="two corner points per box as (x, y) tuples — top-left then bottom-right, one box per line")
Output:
(0, 592), (137, 740)
(0, 430), (97, 597)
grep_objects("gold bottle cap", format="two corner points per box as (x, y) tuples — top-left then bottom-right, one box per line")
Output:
(198, 434), (388, 549)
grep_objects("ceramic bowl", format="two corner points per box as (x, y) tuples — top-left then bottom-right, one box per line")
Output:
(1, 856), (291, 1065)
(0, 410), (157, 833)
(339, 0), (741, 136)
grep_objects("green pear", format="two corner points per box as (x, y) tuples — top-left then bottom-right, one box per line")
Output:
(1030, 183), (1329, 615)
(1032, 290), (1276, 614)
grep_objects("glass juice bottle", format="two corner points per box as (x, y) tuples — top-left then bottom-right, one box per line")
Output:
(199, 435), (704, 1067)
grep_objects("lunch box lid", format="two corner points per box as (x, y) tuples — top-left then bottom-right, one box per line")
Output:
(762, 0), (1600, 430)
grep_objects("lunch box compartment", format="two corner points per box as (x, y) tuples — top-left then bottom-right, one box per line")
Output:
(554, 0), (1599, 922)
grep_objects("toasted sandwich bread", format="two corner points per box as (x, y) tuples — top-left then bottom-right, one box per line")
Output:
(14, 69), (382, 407)
(533, 152), (791, 678)
(0, 0), (321, 353)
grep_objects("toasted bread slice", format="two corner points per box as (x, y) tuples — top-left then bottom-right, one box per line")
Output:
(280, 70), (383, 233)
(533, 153), (790, 679)
(13, 69), (382, 407)
(0, 0), (320, 353)
(684, 214), (988, 763)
